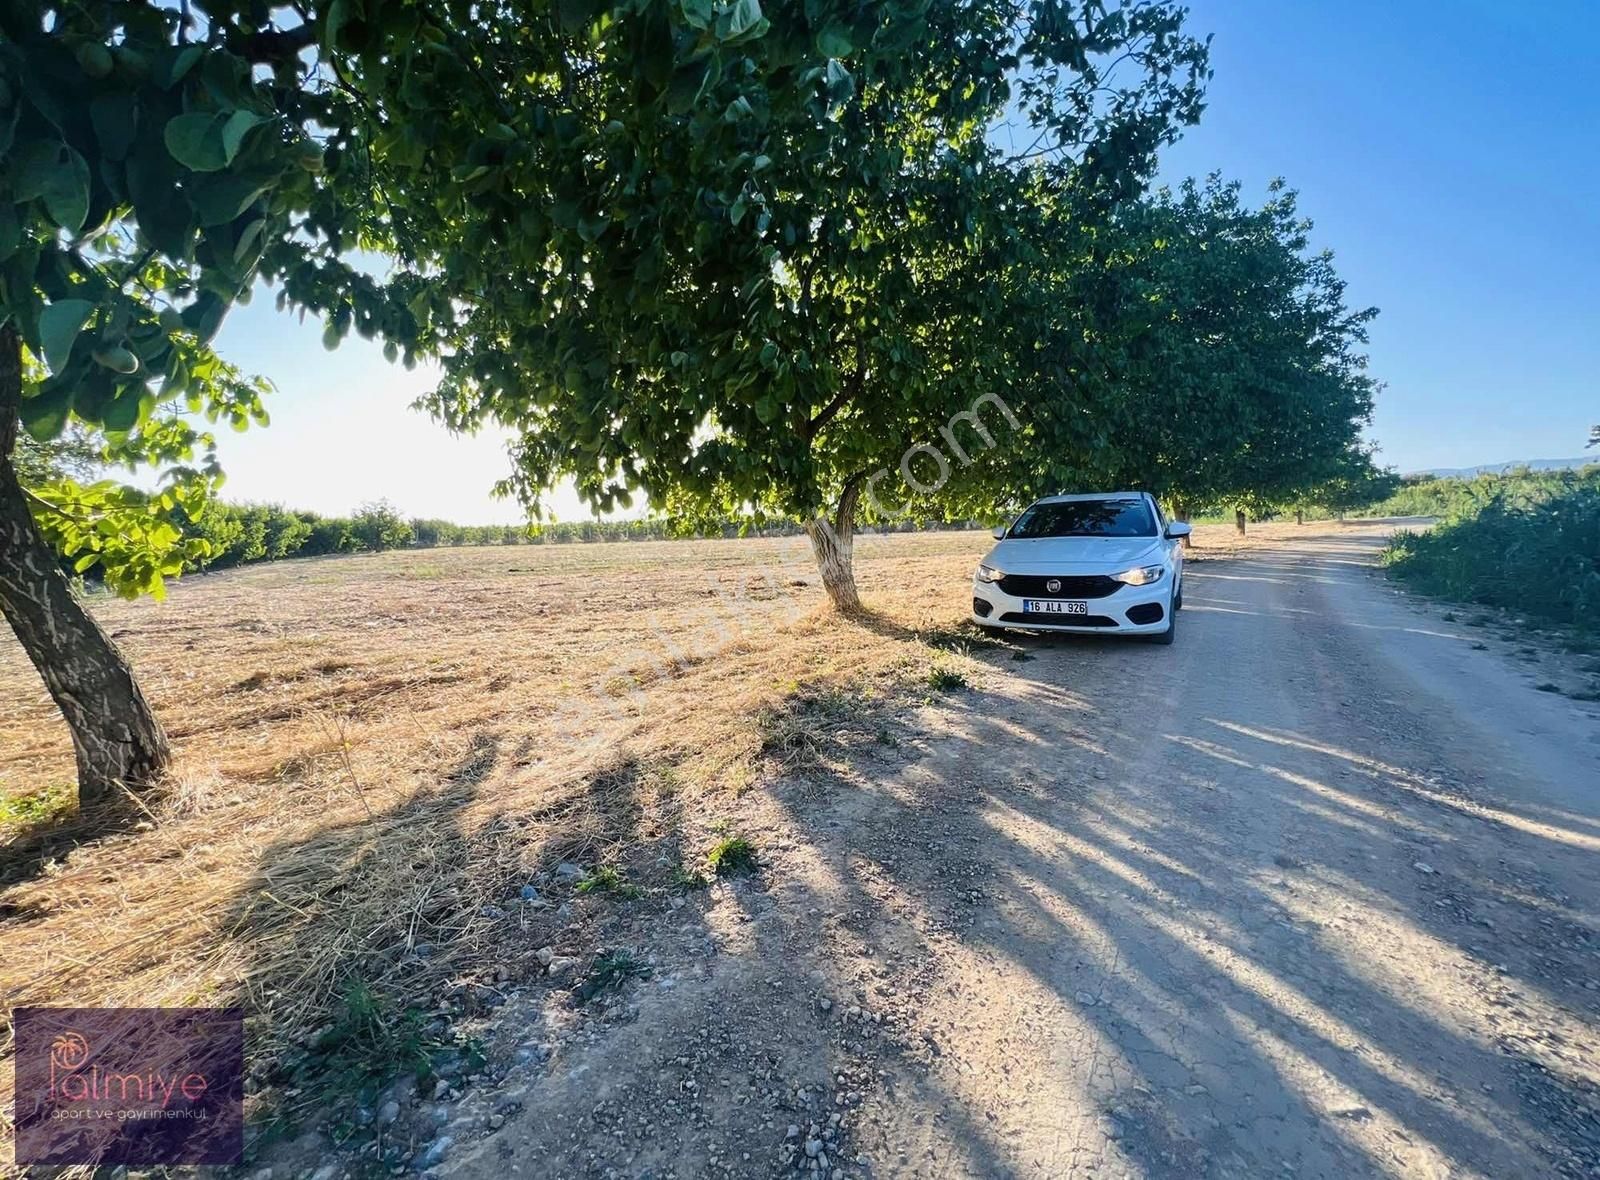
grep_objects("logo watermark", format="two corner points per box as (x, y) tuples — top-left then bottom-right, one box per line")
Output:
(13, 1007), (244, 1165)
(863, 391), (1023, 520)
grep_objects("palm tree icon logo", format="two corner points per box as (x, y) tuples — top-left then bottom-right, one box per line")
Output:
(50, 1032), (89, 1071)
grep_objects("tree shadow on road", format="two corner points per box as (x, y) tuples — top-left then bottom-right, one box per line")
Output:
(747, 554), (1600, 1178)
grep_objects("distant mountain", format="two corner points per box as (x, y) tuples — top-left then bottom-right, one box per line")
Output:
(1411, 457), (1597, 479)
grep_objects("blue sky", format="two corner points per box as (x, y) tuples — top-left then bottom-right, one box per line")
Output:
(203, 0), (1599, 522)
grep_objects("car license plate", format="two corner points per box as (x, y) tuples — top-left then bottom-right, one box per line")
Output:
(1024, 599), (1088, 615)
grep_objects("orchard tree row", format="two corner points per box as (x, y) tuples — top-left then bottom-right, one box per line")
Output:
(2, 0), (1384, 804)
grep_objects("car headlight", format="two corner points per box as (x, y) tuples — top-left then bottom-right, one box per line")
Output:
(1113, 564), (1165, 586)
(976, 564), (1002, 583)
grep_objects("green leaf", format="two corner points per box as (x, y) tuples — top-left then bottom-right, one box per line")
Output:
(101, 385), (147, 432)
(680, 0), (715, 30)
(556, 0), (597, 34)
(816, 25), (854, 58)
(719, 0), (767, 43)
(21, 384), (72, 441)
(39, 299), (95, 372)
(824, 59), (855, 107)
(164, 45), (205, 89)
(13, 142), (92, 233)
(90, 93), (138, 161)
(221, 109), (271, 162)
(190, 173), (272, 226)
(128, 142), (192, 257)
(164, 112), (229, 172)
(0, 204), (18, 262)
(0, 104), (17, 159)
(234, 217), (266, 262)
(181, 292), (227, 343)
(323, 0), (356, 48)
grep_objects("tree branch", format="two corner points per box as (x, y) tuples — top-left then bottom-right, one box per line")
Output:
(806, 332), (868, 440)
(232, 22), (317, 63)
(0, 326), (20, 462)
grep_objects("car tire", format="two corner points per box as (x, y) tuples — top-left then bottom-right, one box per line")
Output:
(1148, 597), (1177, 645)
(1173, 579), (1183, 611)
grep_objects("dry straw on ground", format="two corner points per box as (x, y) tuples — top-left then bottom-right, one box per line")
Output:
(0, 522), (1257, 1144)
(0, 532), (995, 1126)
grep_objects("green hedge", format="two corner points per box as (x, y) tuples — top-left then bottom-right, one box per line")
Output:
(175, 500), (985, 574)
(1365, 466), (1598, 520)
(1381, 468), (1600, 630)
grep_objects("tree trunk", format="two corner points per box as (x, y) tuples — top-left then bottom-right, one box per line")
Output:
(1170, 500), (1192, 549)
(1234, 509), (1247, 537)
(805, 477), (863, 614)
(0, 326), (170, 806)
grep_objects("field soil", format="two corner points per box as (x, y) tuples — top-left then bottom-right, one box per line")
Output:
(3, 522), (1598, 1178)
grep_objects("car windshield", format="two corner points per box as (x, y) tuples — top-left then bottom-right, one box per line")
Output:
(1008, 499), (1157, 539)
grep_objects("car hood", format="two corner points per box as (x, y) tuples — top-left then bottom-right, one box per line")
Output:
(984, 536), (1164, 573)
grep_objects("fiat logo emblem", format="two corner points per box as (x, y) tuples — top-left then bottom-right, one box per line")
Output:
(1046, 578), (1061, 593)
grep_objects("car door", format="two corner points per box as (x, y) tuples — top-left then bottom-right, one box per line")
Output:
(1150, 495), (1182, 578)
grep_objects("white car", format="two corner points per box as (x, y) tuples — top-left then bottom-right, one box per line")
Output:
(971, 492), (1190, 644)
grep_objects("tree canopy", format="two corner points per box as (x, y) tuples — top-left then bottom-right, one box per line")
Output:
(328, 0), (1211, 605)
(986, 175), (1385, 521)
(0, 0), (437, 799)
(0, 0), (440, 595)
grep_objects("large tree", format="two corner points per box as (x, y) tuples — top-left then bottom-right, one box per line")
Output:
(1000, 175), (1381, 528)
(328, 0), (1209, 610)
(0, 0), (430, 803)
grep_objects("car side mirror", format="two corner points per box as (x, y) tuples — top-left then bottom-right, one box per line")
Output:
(991, 526), (1007, 540)
(1165, 522), (1192, 539)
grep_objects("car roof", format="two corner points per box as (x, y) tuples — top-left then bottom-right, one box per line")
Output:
(1029, 492), (1150, 504)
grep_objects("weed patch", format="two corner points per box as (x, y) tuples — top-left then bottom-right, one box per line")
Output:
(0, 782), (74, 838)
(708, 835), (758, 877)
(758, 685), (893, 772)
(670, 863), (710, 891)
(574, 949), (651, 1004)
(576, 864), (644, 898)
(918, 624), (1007, 653)
(265, 979), (473, 1140)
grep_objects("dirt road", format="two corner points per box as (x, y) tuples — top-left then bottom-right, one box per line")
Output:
(440, 525), (1600, 1179)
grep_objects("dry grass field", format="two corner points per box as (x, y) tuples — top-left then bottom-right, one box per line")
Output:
(0, 522), (1267, 1147)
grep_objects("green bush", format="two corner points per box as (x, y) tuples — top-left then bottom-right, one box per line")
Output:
(300, 514), (359, 556)
(351, 500), (415, 551)
(411, 518), (466, 547)
(1366, 465), (1598, 521)
(1382, 469), (1600, 632)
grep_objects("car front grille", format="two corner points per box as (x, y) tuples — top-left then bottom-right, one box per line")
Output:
(998, 612), (1118, 628)
(995, 574), (1121, 599)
